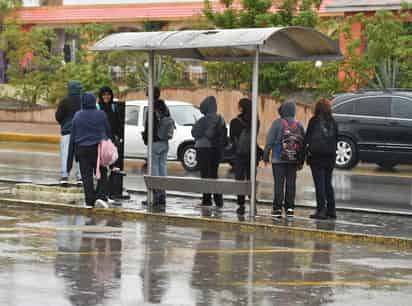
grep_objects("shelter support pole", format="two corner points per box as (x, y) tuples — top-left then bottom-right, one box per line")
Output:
(147, 51), (155, 206)
(249, 46), (259, 220)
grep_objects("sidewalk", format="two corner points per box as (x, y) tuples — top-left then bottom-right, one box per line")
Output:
(0, 122), (59, 135)
(0, 178), (411, 249)
(0, 122), (60, 143)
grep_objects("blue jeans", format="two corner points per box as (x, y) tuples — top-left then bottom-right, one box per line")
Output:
(60, 134), (81, 180)
(152, 141), (168, 202)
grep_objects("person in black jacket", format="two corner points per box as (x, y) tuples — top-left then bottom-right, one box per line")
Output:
(304, 98), (338, 219)
(55, 80), (82, 186)
(97, 86), (123, 202)
(230, 98), (260, 215)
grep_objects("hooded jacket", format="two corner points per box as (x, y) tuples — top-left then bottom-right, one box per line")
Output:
(191, 96), (226, 149)
(55, 80), (82, 135)
(263, 102), (305, 163)
(71, 93), (112, 146)
(97, 86), (122, 140)
(142, 98), (171, 144)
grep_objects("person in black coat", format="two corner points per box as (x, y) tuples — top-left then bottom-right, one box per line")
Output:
(55, 80), (82, 185)
(304, 98), (338, 219)
(229, 98), (260, 215)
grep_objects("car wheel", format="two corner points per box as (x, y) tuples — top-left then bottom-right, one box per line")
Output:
(180, 144), (198, 171)
(377, 162), (397, 170)
(335, 138), (358, 169)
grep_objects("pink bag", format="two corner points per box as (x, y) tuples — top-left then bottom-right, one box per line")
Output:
(96, 139), (118, 179)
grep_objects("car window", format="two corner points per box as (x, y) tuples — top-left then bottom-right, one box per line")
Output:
(169, 105), (202, 126)
(125, 106), (139, 126)
(333, 101), (356, 115)
(143, 104), (202, 126)
(391, 97), (412, 119)
(355, 97), (390, 117)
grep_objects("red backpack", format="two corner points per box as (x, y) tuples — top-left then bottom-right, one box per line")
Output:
(280, 119), (304, 162)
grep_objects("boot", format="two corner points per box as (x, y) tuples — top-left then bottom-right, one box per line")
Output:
(310, 208), (327, 220)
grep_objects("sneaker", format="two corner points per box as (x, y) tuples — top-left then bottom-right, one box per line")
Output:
(95, 199), (108, 208)
(75, 179), (83, 186)
(271, 209), (282, 218)
(106, 198), (115, 205)
(60, 177), (69, 186)
(236, 206), (245, 215)
(286, 208), (294, 218)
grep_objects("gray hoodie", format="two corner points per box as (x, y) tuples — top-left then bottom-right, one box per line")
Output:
(191, 96), (225, 148)
(263, 102), (305, 163)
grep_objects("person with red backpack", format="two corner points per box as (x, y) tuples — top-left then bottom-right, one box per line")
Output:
(68, 92), (112, 208)
(263, 101), (305, 218)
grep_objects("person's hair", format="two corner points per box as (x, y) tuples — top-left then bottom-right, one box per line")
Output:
(239, 98), (252, 123)
(145, 86), (161, 100)
(314, 98), (333, 120)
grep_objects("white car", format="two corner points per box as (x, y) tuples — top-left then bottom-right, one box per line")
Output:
(124, 100), (203, 171)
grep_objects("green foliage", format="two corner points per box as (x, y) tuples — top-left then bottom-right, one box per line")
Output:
(1, 19), (193, 104)
(203, 0), (330, 95)
(341, 10), (412, 90)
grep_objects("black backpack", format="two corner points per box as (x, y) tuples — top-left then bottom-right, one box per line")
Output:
(308, 118), (336, 155)
(210, 115), (227, 150)
(280, 119), (304, 162)
(236, 118), (251, 156)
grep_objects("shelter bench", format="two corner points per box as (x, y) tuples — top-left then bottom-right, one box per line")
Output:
(143, 176), (251, 196)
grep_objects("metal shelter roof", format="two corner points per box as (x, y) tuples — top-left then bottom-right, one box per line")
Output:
(91, 27), (342, 62)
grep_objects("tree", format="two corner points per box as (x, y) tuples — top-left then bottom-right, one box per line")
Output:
(340, 10), (412, 90)
(203, 0), (331, 96)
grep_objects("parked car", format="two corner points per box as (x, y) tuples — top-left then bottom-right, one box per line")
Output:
(331, 90), (412, 169)
(124, 100), (235, 171)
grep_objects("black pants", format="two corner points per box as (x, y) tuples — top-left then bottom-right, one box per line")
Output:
(197, 148), (223, 206)
(272, 163), (297, 210)
(75, 144), (108, 206)
(234, 155), (250, 206)
(310, 165), (336, 214)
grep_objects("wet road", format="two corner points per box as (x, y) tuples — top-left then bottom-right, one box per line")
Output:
(0, 206), (412, 306)
(1, 141), (412, 213)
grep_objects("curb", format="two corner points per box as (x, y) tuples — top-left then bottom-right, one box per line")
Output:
(1, 197), (411, 250)
(0, 132), (60, 144)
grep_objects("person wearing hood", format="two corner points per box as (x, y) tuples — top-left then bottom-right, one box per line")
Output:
(97, 86), (123, 202)
(230, 98), (261, 215)
(142, 87), (174, 206)
(263, 101), (305, 218)
(69, 92), (112, 208)
(55, 80), (82, 186)
(98, 86), (122, 142)
(191, 96), (227, 207)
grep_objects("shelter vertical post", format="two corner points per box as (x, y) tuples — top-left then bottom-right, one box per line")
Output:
(147, 50), (155, 205)
(250, 46), (259, 219)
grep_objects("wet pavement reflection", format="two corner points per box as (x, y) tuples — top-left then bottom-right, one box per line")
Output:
(0, 206), (412, 305)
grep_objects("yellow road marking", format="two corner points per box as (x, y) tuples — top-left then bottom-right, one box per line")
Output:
(228, 280), (412, 287)
(34, 248), (331, 257)
(196, 249), (332, 254)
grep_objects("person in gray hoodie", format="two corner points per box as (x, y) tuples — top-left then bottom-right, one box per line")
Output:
(191, 96), (227, 207)
(263, 102), (305, 218)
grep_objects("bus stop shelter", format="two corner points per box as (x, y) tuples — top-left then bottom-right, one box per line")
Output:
(91, 27), (342, 219)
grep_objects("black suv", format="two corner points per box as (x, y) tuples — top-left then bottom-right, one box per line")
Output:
(331, 90), (412, 169)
